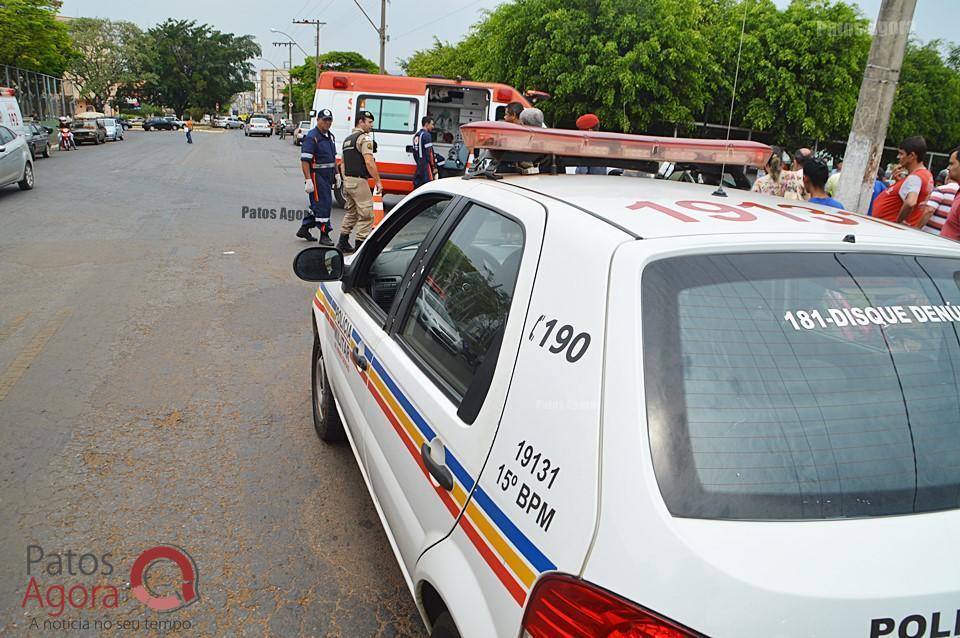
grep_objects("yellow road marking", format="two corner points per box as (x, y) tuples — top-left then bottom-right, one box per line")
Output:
(0, 312), (31, 340)
(0, 309), (71, 402)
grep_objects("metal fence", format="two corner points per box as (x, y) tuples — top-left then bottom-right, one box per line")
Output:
(1, 65), (74, 122)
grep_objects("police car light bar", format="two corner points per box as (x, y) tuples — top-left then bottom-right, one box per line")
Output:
(460, 121), (771, 167)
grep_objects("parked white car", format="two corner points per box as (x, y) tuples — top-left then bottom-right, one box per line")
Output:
(102, 118), (124, 141)
(0, 124), (34, 191)
(292, 122), (960, 638)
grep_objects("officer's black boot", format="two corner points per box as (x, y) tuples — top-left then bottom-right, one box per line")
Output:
(336, 233), (355, 254)
(296, 226), (316, 241)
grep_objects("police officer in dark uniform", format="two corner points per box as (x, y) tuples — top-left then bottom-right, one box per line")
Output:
(411, 116), (437, 188)
(297, 108), (337, 244)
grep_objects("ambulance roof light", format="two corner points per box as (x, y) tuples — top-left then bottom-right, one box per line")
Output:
(460, 121), (771, 167)
(0, 87), (15, 97)
(332, 76), (348, 90)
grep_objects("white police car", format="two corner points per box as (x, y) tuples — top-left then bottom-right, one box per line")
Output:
(293, 123), (960, 638)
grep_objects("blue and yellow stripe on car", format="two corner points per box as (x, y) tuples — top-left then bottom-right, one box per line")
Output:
(313, 284), (556, 605)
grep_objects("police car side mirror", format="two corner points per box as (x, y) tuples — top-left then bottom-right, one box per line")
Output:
(293, 247), (344, 282)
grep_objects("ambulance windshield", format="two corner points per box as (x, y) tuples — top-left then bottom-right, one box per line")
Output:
(643, 252), (960, 520)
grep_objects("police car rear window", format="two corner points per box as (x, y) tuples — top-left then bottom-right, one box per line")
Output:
(642, 252), (960, 520)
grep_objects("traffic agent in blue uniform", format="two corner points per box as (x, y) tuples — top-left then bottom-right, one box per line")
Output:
(411, 116), (437, 188)
(298, 109), (337, 244)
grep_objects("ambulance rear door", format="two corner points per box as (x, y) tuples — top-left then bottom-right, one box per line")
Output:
(356, 92), (424, 193)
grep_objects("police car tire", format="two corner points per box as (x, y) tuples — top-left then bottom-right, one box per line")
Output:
(429, 612), (460, 638)
(312, 336), (345, 442)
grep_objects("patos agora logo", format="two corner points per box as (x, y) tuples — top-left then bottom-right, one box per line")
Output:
(130, 545), (200, 611)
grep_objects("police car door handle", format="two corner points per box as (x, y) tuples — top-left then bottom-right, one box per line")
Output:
(420, 443), (454, 491)
(350, 346), (368, 371)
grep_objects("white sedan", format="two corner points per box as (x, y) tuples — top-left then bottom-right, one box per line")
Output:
(244, 117), (271, 137)
(0, 124), (34, 191)
(293, 122), (960, 638)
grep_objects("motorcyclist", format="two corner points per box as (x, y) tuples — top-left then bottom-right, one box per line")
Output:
(58, 117), (75, 150)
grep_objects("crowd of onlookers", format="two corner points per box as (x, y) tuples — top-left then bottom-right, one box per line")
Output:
(751, 136), (960, 240)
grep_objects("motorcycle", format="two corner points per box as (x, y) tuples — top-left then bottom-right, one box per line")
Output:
(58, 127), (76, 151)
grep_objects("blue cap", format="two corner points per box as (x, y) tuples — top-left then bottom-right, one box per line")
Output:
(318, 108), (333, 120)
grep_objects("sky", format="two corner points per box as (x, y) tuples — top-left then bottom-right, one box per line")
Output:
(57, 0), (955, 75)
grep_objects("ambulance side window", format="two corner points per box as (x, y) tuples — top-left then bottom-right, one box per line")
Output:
(357, 95), (418, 134)
(0, 125), (13, 144)
(397, 203), (524, 422)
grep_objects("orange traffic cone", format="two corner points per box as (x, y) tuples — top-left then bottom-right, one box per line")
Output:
(372, 187), (385, 227)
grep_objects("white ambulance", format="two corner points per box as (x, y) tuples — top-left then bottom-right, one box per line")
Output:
(0, 87), (26, 137)
(310, 71), (531, 202)
(293, 122), (960, 638)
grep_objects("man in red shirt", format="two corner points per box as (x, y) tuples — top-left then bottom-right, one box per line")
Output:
(939, 147), (960, 240)
(871, 136), (934, 227)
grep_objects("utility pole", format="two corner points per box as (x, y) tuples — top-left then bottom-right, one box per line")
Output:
(293, 19), (325, 88)
(351, 0), (388, 73)
(273, 41), (294, 121)
(836, 0), (917, 214)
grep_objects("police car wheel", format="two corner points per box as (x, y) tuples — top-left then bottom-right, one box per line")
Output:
(312, 336), (345, 442)
(430, 612), (460, 638)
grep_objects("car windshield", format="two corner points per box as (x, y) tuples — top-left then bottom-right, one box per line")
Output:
(299, 121), (310, 128)
(250, 118), (267, 125)
(643, 252), (960, 521)
(103, 119), (115, 126)
(72, 121), (96, 129)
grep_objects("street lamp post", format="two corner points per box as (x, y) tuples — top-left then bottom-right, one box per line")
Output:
(292, 20), (326, 88)
(272, 41), (294, 121)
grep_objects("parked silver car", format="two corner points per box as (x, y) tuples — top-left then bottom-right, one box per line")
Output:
(0, 124), (35, 191)
(102, 118), (124, 141)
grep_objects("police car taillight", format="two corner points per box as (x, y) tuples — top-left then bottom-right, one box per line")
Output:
(460, 121), (770, 167)
(522, 574), (702, 638)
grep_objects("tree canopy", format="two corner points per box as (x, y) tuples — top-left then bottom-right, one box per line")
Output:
(0, 0), (73, 75)
(402, 0), (960, 151)
(65, 18), (146, 112)
(138, 20), (259, 116)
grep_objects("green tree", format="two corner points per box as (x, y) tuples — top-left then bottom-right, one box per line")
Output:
(140, 20), (259, 116)
(0, 0), (73, 75)
(400, 38), (475, 79)
(707, 0), (871, 147)
(887, 40), (960, 152)
(65, 18), (145, 112)
(288, 51), (378, 113)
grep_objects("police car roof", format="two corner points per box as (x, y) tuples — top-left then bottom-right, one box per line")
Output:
(488, 174), (952, 246)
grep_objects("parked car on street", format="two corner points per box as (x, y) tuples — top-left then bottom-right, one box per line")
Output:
(223, 117), (244, 129)
(162, 116), (184, 130)
(244, 117), (272, 137)
(142, 117), (175, 131)
(70, 119), (107, 145)
(213, 116), (227, 128)
(292, 122), (960, 638)
(24, 122), (51, 159)
(102, 118), (124, 141)
(294, 120), (311, 145)
(0, 124), (35, 191)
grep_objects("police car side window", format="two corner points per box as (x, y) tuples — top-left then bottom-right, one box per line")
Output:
(397, 203), (524, 415)
(356, 196), (452, 321)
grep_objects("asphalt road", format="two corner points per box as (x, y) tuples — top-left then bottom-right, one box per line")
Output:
(0, 127), (423, 636)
